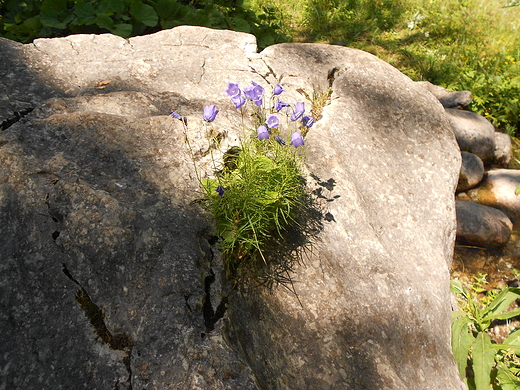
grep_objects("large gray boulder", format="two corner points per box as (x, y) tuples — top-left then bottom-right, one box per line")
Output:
(1, 26), (464, 390)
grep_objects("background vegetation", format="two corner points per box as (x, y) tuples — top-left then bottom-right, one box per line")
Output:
(247, 0), (520, 135)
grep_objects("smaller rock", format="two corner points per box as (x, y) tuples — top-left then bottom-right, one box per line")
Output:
(445, 108), (496, 164)
(456, 200), (513, 247)
(416, 81), (472, 108)
(457, 151), (484, 192)
(467, 169), (520, 223)
(494, 131), (512, 167)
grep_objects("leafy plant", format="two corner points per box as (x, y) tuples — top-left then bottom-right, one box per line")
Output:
(451, 277), (520, 390)
(172, 81), (314, 274)
(0, 0), (288, 49)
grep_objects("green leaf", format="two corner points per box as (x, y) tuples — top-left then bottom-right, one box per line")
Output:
(252, 156), (276, 172)
(74, 0), (96, 24)
(130, 1), (159, 27)
(95, 13), (114, 30)
(40, 0), (72, 29)
(110, 23), (133, 37)
(452, 315), (475, 378)
(97, 0), (125, 14)
(495, 362), (520, 390)
(481, 287), (520, 319)
(450, 279), (467, 295)
(472, 332), (496, 390)
(233, 16), (251, 33)
(486, 307), (520, 321)
(503, 328), (520, 347)
(155, 0), (181, 20)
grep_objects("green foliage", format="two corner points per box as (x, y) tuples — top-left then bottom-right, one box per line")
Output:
(451, 277), (520, 390)
(202, 136), (306, 270)
(0, 0), (288, 49)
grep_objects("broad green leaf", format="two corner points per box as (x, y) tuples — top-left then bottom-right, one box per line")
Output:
(74, 0), (96, 23)
(491, 343), (520, 354)
(97, 0), (125, 14)
(481, 287), (520, 319)
(130, 1), (159, 27)
(233, 16), (251, 33)
(155, 0), (181, 20)
(450, 279), (467, 295)
(472, 332), (496, 390)
(110, 23), (132, 38)
(486, 307), (520, 321)
(40, 0), (72, 29)
(95, 13), (114, 30)
(452, 315), (475, 378)
(503, 328), (520, 347)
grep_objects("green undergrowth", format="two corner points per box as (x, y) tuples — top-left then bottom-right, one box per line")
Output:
(246, 0), (520, 135)
(451, 275), (520, 390)
(0, 0), (287, 49)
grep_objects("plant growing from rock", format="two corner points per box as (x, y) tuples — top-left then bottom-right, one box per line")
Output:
(172, 81), (315, 277)
(451, 277), (520, 390)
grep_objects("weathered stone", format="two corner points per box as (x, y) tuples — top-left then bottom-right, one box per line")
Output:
(445, 108), (496, 164)
(416, 81), (472, 108)
(467, 169), (520, 223)
(455, 200), (512, 247)
(494, 131), (512, 167)
(0, 27), (465, 390)
(227, 43), (464, 389)
(457, 151), (485, 191)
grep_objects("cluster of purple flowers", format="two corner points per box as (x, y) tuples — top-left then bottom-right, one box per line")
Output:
(223, 81), (314, 148)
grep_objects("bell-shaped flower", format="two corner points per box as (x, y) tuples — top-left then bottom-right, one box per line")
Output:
(257, 125), (270, 140)
(291, 102), (305, 121)
(243, 81), (264, 106)
(265, 114), (279, 129)
(275, 99), (289, 111)
(216, 186), (225, 198)
(231, 94), (246, 109)
(273, 84), (285, 95)
(224, 82), (241, 98)
(203, 104), (219, 122)
(290, 132), (304, 148)
(171, 111), (182, 120)
(301, 115), (315, 128)
(275, 135), (286, 145)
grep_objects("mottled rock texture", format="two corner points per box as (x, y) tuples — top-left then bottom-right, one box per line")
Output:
(1, 26), (464, 390)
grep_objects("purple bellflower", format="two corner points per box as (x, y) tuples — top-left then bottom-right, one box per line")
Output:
(290, 132), (305, 148)
(274, 99), (289, 111)
(231, 94), (246, 109)
(266, 114), (279, 129)
(224, 82), (241, 98)
(216, 185), (225, 198)
(291, 102), (305, 121)
(203, 105), (219, 122)
(243, 81), (264, 106)
(257, 125), (270, 140)
(171, 111), (182, 120)
(301, 115), (315, 128)
(273, 84), (285, 95)
(275, 135), (286, 145)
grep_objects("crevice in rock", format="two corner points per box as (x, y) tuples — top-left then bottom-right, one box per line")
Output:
(1, 107), (34, 131)
(327, 67), (339, 88)
(62, 263), (133, 389)
(203, 268), (229, 333)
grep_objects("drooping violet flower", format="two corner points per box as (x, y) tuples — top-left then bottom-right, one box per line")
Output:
(203, 105), (219, 122)
(243, 81), (264, 106)
(291, 102), (305, 121)
(274, 99), (289, 111)
(224, 82), (241, 98)
(275, 135), (286, 145)
(290, 132), (305, 148)
(273, 84), (285, 95)
(171, 111), (182, 120)
(257, 125), (270, 140)
(265, 114), (279, 129)
(231, 94), (246, 109)
(216, 185), (225, 198)
(301, 115), (315, 128)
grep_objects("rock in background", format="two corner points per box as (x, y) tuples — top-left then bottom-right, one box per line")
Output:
(0, 27), (464, 389)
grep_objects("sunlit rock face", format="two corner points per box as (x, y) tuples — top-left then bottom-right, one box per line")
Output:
(0, 26), (464, 390)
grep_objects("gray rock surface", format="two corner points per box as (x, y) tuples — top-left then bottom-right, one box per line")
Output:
(455, 200), (513, 247)
(416, 81), (472, 108)
(445, 108), (496, 164)
(457, 151), (485, 191)
(1, 27), (464, 390)
(494, 131), (512, 167)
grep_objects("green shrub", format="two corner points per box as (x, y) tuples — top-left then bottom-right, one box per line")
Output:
(0, 0), (288, 49)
